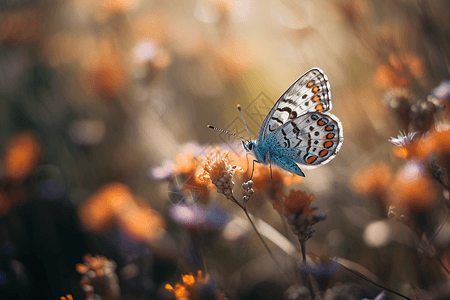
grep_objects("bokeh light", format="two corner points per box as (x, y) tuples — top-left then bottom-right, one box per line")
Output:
(1, 0), (450, 298)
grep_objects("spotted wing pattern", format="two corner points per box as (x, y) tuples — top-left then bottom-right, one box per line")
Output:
(257, 68), (331, 143)
(269, 112), (343, 167)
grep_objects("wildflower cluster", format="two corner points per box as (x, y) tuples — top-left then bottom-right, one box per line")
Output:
(165, 270), (226, 300)
(76, 254), (120, 300)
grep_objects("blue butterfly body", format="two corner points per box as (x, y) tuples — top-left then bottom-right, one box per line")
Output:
(242, 68), (343, 177)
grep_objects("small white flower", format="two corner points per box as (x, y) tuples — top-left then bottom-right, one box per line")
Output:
(388, 132), (417, 147)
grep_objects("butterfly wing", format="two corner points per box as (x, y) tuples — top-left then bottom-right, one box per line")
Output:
(257, 68), (331, 144)
(270, 152), (306, 177)
(269, 111), (343, 168)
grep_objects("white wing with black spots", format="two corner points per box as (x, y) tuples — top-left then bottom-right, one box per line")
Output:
(257, 68), (332, 143)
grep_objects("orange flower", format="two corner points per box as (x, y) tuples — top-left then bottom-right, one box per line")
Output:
(2, 131), (42, 182)
(60, 295), (73, 300)
(351, 162), (393, 199)
(79, 183), (165, 240)
(273, 190), (315, 217)
(86, 40), (126, 99)
(78, 182), (131, 232)
(395, 129), (450, 161)
(418, 129), (450, 159)
(374, 53), (424, 89)
(174, 149), (214, 205)
(174, 151), (202, 175)
(389, 162), (437, 211)
(120, 197), (165, 241)
(165, 270), (225, 300)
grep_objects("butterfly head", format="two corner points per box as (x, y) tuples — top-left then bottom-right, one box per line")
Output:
(242, 140), (256, 153)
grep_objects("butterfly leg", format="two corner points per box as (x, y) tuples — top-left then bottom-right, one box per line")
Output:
(250, 159), (257, 180)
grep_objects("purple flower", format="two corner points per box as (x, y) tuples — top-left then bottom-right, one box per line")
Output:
(170, 205), (206, 227)
(432, 79), (450, 100)
(150, 160), (173, 180)
(170, 204), (229, 228)
(299, 260), (339, 278)
(362, 291), (386, 300)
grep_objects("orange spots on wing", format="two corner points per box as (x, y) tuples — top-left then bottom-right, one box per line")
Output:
(312, 95), (320, 102)
(326, 133), (335, 139)
(325, 125), (334, 131)
(307, 81), (314, 87)
(306, 156), (318, 164)
(315, 104), (323, 112)
(318, 120), (325, 126)
(319, 150), (328, 157)
(312, 86), (319, 93)
(323, 141), (333, 148)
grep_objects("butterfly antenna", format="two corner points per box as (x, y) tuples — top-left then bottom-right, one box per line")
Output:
(237, 104), (252, 141)
(207, 125), (250, 143)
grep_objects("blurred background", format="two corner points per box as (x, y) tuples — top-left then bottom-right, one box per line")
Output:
(1, 0), (450, 299)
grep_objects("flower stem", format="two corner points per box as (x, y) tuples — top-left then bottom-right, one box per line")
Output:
(300, 241), (315, 300)
(230, 194), (295, 286)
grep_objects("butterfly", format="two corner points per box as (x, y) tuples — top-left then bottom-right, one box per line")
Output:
(209, 68), (343, 177)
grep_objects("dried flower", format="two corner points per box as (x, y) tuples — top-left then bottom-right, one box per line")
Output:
(241, 180), (254, 206)
(273, 190), (326, 242)
(165, 270), (226, 300)
(387, 205), (415, 230)
(198, 148), (242, 199)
